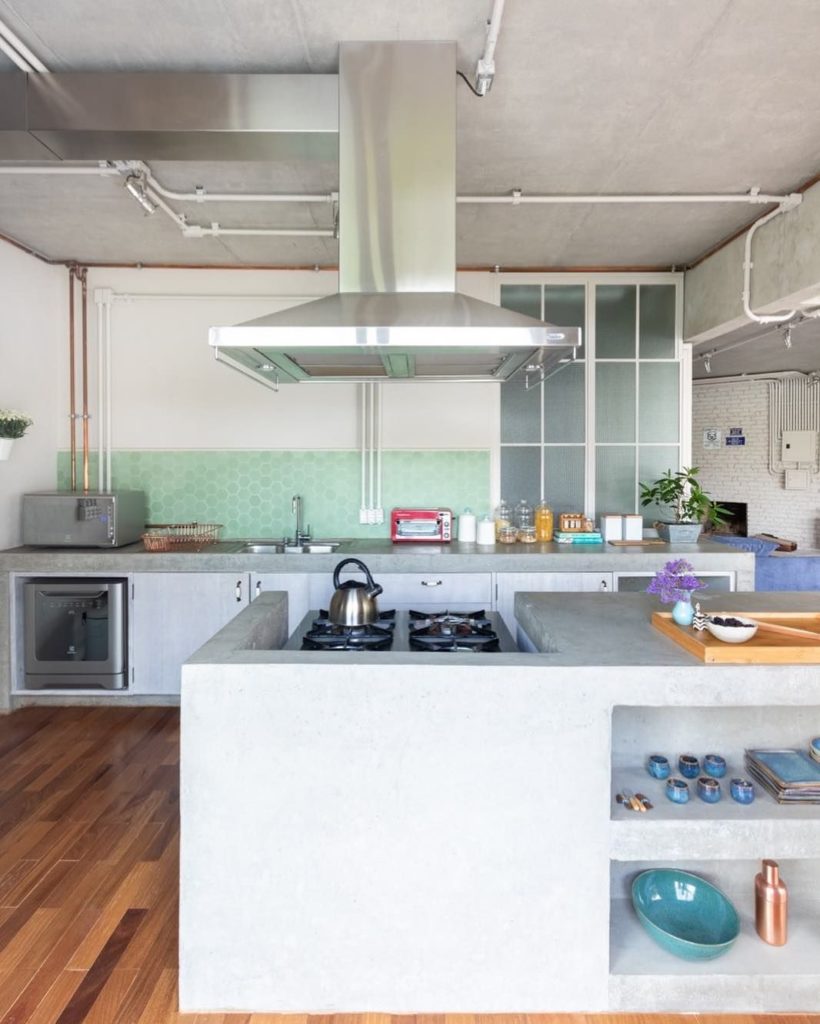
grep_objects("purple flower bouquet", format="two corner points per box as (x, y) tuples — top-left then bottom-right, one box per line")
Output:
(646, 559), (706, 604)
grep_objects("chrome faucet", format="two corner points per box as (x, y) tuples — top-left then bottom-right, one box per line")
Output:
(291, 494), (311, 546)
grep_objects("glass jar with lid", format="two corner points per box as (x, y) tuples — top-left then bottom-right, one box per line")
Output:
(497, 524), (518, 544)
(514, 499), (534, 531)
(535, 500), (554, 542)
(518, 525), (537, 544)
(494, 498), (512, 540)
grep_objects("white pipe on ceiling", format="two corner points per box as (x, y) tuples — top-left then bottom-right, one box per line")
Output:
(0, 17), (48, 72)
(741, 196), (803, 324)
(0, 164), (120, 175)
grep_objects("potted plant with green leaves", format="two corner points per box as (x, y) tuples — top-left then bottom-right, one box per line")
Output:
(0, 409), (33, 461)
(639, 466), (729, 543)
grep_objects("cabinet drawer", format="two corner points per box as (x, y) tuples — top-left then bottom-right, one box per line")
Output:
(375, 573), (493, 607)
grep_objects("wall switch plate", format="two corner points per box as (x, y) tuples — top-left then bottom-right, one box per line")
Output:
(781, 429), (816, 463)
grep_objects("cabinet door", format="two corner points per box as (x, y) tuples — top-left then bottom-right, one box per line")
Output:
(495, 572), (612, 633)
(131, 572), (248, 694)
(251, 573), (311, 634)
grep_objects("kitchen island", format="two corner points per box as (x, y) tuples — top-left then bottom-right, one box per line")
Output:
(180, 590), (820, 1015)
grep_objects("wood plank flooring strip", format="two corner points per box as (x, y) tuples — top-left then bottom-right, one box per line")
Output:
(80, 967), (139, 1024)
(53, 908), (147, 1024)
(13, 969), (87, 1024)
(0, 909), (100, 1024)
(0, 968), (36, 1019)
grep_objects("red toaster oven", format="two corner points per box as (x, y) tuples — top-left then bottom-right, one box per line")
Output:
(390, 508), (453, 543)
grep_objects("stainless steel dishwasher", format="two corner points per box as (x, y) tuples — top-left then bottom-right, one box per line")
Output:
(24, 579), (128, 689)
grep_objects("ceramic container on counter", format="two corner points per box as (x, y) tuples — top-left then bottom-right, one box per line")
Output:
(679, 754), (700, 779)
(810, 737), (820, 764)
(666, 778), (690, 803)
(730, 778), (755, 804)
(697, 776), (722, 803)
(647, 754), (671, 779)
(703, 754), (727, 778)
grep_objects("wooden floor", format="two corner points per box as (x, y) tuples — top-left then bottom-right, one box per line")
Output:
(0, 707), (816, 1024)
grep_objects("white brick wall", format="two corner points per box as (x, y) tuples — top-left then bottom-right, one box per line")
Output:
(692, 380), (820, 550)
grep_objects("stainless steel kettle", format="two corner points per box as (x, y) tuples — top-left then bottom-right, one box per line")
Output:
(329, 558), (383, 625)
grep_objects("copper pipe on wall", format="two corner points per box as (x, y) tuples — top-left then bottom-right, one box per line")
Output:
(68, 266), (77, 491)
(79, 267), (90, 492)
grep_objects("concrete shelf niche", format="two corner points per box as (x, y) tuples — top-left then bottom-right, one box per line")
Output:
(609, 705), (820, 1011)
(608, 859), (820, 1011)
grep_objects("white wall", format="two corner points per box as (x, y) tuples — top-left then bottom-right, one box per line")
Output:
(80, 267), (499, 453)
(692, 379), (820, 549)
(0, 245), (64, 549)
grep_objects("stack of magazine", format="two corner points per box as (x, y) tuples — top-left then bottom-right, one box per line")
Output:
(745, 748), (820, 803)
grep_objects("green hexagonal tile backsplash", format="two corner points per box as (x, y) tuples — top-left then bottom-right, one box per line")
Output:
(57, 450), (490, 538)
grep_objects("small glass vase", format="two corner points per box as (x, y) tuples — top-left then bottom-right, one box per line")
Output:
(671, 592), (695, 626)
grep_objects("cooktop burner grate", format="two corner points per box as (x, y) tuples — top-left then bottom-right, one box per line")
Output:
(301, 621), (394, 651)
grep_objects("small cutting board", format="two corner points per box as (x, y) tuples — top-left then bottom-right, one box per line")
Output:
(652, 611), (820, 663)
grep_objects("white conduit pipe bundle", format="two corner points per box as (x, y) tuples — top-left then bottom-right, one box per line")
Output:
(767, 376), (820, 476)
(359, 383), (384, 525)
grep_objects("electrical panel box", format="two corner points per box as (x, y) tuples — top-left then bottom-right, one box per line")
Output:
(781, 430), (817, 464)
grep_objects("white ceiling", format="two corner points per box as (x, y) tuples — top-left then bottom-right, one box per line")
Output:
(1, 0), (820, 271)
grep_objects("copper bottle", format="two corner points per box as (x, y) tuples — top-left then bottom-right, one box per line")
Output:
(755, 859), (788, 945)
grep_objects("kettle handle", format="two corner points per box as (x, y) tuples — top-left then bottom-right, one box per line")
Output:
(333, 558), (383, 599)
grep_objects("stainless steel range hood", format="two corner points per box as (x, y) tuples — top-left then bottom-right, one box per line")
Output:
(210, 41), (582, 385)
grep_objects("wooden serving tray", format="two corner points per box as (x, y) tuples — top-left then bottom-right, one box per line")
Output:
(652, 611), (820, 663)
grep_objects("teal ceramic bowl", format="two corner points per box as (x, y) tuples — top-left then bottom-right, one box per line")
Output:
(631, 869), (740, 961)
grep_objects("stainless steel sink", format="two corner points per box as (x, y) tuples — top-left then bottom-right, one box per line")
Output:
(237, 540), (342, 555)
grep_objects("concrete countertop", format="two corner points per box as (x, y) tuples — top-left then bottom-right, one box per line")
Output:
(0, 538), (754, 575)
(515, 590), (820, 665)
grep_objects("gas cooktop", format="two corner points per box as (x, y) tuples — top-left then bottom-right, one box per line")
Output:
(285, 609), (518, 653)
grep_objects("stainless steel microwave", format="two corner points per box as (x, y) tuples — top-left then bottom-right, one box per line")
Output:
(22, 491), (146, 548)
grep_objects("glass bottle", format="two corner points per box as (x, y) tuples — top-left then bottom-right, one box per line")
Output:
(535, 500), (554, 542)
(494, 498), (511, 540)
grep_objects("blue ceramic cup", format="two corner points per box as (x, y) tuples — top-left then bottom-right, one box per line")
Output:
(678, 754), (700, 779)
(666, 778), (690, 804)
(697, 776), (721, 803)
(703, 754), (727, 778)
(730, 778), (755, 804)
(647, 754), (671, 779)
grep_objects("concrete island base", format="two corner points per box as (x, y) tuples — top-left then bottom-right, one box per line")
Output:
(180, 592), (820, 1014)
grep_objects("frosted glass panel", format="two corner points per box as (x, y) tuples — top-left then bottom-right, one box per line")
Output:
(596, 285), (636, 358)
(638, 445), (680, 523)
(544, 285), (585, 331)
(596, 363), (636, 442)
(639, 285), (676, 358)
(500, 446), (540, 507)
(639, 363), (679, 443)
(596, 446), (636, 515)
(501, 372), (540, 443)
(544, 360), (585, 443)
(544, 447), (585, 514)
(500, 284), (541, 320)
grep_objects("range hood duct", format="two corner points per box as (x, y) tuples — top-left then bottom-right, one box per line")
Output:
(209, 41), (582, 384)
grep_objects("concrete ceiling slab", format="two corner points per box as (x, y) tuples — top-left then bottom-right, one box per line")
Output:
(691, 316), (820, 379)
(0, 0), (819, 267)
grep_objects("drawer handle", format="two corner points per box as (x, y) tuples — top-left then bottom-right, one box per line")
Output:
(421, 579), (443, 587)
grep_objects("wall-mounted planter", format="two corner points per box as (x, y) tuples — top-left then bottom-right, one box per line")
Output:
(0, 439), (13, 461)
(656, 521), (702, 544)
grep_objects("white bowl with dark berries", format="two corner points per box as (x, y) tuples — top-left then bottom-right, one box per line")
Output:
(705, 615), (759, 644)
